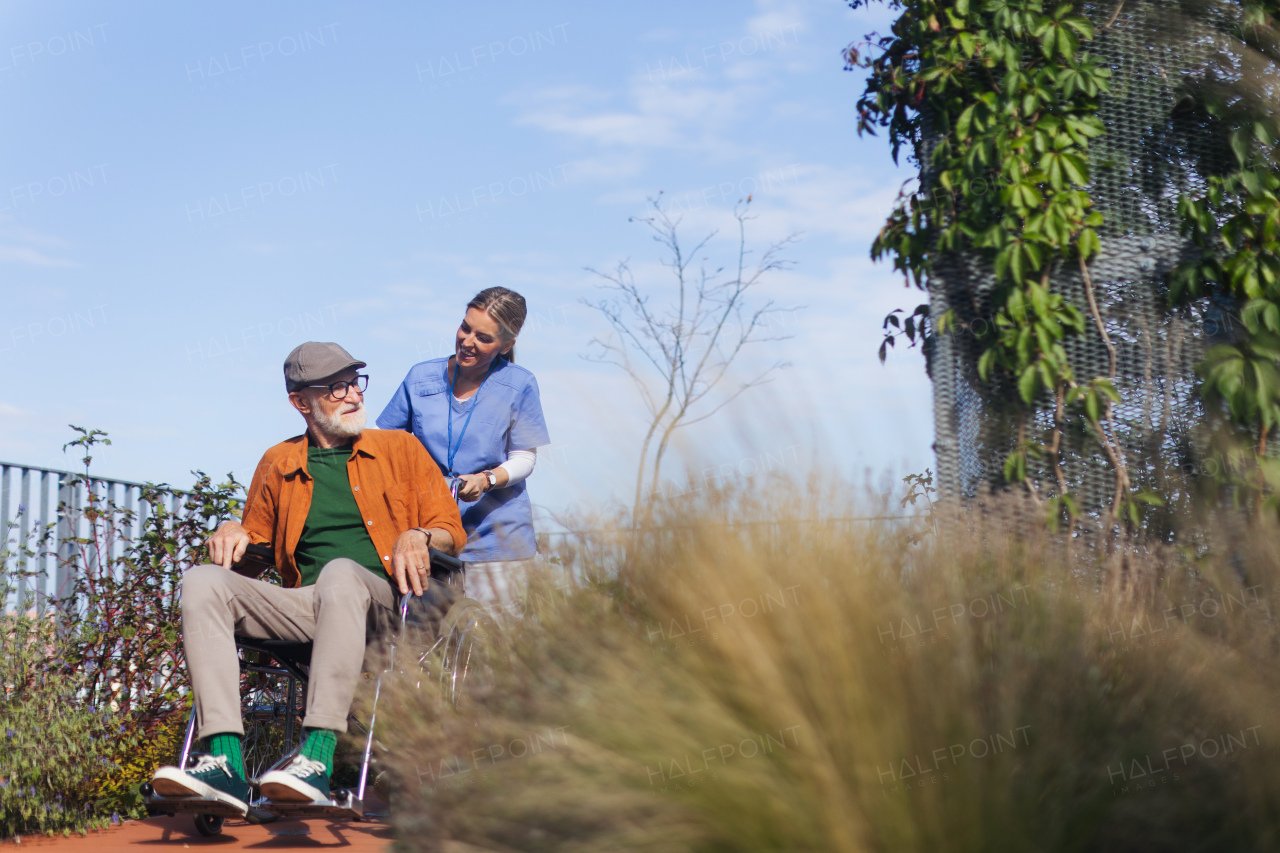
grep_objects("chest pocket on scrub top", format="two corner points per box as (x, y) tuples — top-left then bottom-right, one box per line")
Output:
(410, 380), (448, 445)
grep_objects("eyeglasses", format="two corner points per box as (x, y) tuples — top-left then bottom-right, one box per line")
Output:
(306, 374), (368, 399)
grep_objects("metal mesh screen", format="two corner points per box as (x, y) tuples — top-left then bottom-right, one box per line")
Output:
(929, 0), (1249, 518)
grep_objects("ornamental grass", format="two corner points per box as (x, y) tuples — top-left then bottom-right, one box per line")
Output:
(383, 480), (1280, 853)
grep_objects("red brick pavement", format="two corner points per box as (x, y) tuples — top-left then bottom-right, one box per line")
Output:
(3, 814), (395, 851)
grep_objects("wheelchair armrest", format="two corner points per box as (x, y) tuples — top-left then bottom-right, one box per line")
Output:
(230, 543), (275, 579)
(230, 540), (460, 581)
(228, 543), (459, 581)
(429, 547), (463, 581)
(400, 549), (464, 628)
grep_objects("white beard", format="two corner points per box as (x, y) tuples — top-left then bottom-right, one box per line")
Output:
(312, 402), (367, 443)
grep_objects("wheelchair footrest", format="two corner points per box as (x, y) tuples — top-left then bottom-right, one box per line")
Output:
(261, 789), (364, 820)
(143, 794), (247, 819)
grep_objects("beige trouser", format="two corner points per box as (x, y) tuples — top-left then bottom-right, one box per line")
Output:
(181, 559), (397, 739)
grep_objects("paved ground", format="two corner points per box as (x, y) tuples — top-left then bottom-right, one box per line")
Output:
(2, 816), (497, 852)
(4, 815), (395, 851)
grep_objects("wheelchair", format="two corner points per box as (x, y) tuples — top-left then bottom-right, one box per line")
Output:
(142, 544), (498, 836)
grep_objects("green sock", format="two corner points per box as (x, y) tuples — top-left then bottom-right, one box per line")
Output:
(300, 728), (337, 776)
(208, 733), (245, 780)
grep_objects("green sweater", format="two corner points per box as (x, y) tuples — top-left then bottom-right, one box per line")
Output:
(294, 445), (386, 587)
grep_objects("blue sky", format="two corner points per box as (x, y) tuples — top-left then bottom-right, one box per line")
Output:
(0, 0), (931, 521)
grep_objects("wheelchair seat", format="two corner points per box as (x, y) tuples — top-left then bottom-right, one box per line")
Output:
(146, 544), (477, 834)
(230, 542), (467, 673)
(236, 638), (312, 672)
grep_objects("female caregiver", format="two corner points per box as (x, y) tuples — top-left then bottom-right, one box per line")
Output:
(377, 287), (550, 613)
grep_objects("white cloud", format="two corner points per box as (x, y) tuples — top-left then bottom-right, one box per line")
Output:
(593, 161), (908, 255)
(0, 226), (78, 267)
(505, 0), (813, 161)
(508, 84), (687, 149)
(0, 245), (76, 267)
(566, 154), (648, 184)
(755, 163), (910, 243)
(12, 229), (70, 249)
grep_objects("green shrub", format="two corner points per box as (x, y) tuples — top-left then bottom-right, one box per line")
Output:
(61, 428), (243, 731)
(0, 427), (244, 832)
(0, 610), (122, 838)
(89, 705), (190, 817)
(55, 428), (242, 819)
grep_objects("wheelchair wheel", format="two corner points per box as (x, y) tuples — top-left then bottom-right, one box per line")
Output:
(437, 598), (502, 709)
(239, 662), (305, 781)
(193, 814), (223, 836)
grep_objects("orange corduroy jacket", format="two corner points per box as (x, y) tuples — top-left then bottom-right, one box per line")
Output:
(239, 428), (465, 588)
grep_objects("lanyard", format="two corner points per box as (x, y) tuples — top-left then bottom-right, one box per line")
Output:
(446, 356), (497, 476)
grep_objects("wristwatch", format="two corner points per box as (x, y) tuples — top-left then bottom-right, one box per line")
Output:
(483, 469), (497, 489)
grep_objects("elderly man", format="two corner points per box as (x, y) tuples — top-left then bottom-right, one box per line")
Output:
(149, 342), (465, 815)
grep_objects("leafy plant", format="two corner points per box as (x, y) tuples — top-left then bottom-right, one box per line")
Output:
(60, 425), (244, 734)
(1169, 4), (1280, 514)
(854, 0), (1280, 530)
(52, 427), (245, 819)
(901, 468), (938, 542)
(847, 0), (1138, 526)
(0, 603), (121, 838)
(0, 427), (246, 832)
(89, 704), (190, 816)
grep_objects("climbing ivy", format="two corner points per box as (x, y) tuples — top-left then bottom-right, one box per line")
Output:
(846, 0), (1178, 527)
(1170, 0), (1280, 515)
(853, 0), (1280, 528)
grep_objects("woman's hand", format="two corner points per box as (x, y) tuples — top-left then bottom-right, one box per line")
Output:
(455, 473), (490, 502)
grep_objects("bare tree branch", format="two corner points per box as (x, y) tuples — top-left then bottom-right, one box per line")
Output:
(580, 194), (799, 525)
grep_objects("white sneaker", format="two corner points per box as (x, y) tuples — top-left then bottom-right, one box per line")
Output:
(260, 755), (332, 802)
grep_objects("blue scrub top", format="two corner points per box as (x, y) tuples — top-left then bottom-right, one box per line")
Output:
(376, 356), (550, 562)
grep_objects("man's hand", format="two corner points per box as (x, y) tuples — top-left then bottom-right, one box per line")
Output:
(392, 528), (457, 595)
(208, 520), (251, 569)
(392, 528), (434, 596)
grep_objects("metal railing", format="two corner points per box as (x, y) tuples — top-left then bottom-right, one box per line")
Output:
(3, 457), (921, 610)
(535, 515), (917, 582)
(0, 461), (182, 611)
(537, 515), (913, 542)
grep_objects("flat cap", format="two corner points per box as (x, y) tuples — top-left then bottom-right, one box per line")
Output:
(284, 341), (366, 392)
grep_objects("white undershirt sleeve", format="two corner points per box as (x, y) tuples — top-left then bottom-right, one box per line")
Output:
(497, 448), (537, 486)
